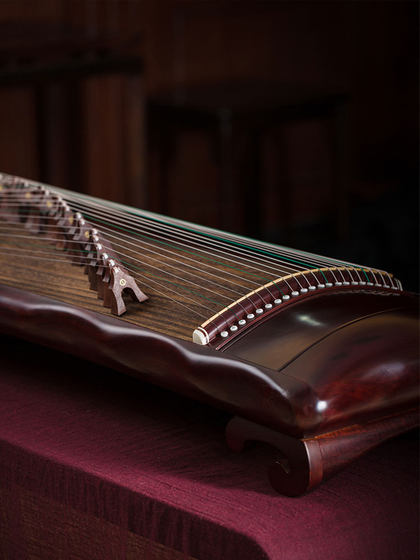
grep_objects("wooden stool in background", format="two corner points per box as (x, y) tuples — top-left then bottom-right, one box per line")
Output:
(148, 82), (348, 241)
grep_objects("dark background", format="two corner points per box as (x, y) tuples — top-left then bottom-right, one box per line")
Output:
(0, 1), (418, 290)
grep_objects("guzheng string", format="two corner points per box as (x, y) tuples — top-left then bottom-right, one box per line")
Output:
(62, 203), (324, 286)
(0, 251), (210, 319)
(0, 199), (322, 285)
(0, 228), (262, 292)
(0, 185), (354, 272)
(56, 187), (360, 273)
(0, 237), (233, 309)
(0, 212), (271, 318)
(0, 190), (380, 287)
(0, 243), (268, 323)
(0, 216), (275, 296)
(0, 200), (378, 297)
(0, 234), (214, 318)
(0, 215), (288, 283)
(43, 190), (349, 270)
(0, 207), (309, 309)
(0, 177), (391, 324)
(0, 195), (352, 280)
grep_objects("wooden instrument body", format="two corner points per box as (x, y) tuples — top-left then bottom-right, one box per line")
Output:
(0, 171), (418, 495)
(1, 283), (418, 496)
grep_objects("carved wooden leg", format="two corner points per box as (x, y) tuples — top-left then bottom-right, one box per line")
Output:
(226, 416), (316, 496)
(226, 410), (418, 497)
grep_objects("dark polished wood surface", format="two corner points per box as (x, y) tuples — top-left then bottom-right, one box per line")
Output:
(227, 291), (419, 433)
(0, 285), (417, 436)
(1, 284), (418, 495)
(0, 283), (418, 495)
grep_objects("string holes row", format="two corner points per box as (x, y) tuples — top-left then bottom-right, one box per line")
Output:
(218, 276), (398, 340)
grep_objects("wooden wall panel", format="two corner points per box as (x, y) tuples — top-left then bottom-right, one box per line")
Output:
(0, 87), (38, 179)
(0, 0), (416, 226)
(83, 75), (126, 202)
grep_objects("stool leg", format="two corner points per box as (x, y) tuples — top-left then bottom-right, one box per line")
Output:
(219, 110), (235, 231)
(123, 74), (146, 209)
(35, 82), (83, 191)
(332, 101), (349, 240)
(158, 129), (175, 216)
(244, 129), (262, 239)
(34, 85), (48, 183)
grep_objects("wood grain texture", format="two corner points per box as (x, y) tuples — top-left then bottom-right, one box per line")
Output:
(0, 221), (200, 341)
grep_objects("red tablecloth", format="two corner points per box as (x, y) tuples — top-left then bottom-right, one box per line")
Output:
(0, 336), (418, 560)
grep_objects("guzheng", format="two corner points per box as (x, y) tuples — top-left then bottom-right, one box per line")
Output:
(0, 171), (418, 496)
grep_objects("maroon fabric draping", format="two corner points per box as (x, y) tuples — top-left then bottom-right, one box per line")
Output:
(0, 336), (418, 560)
